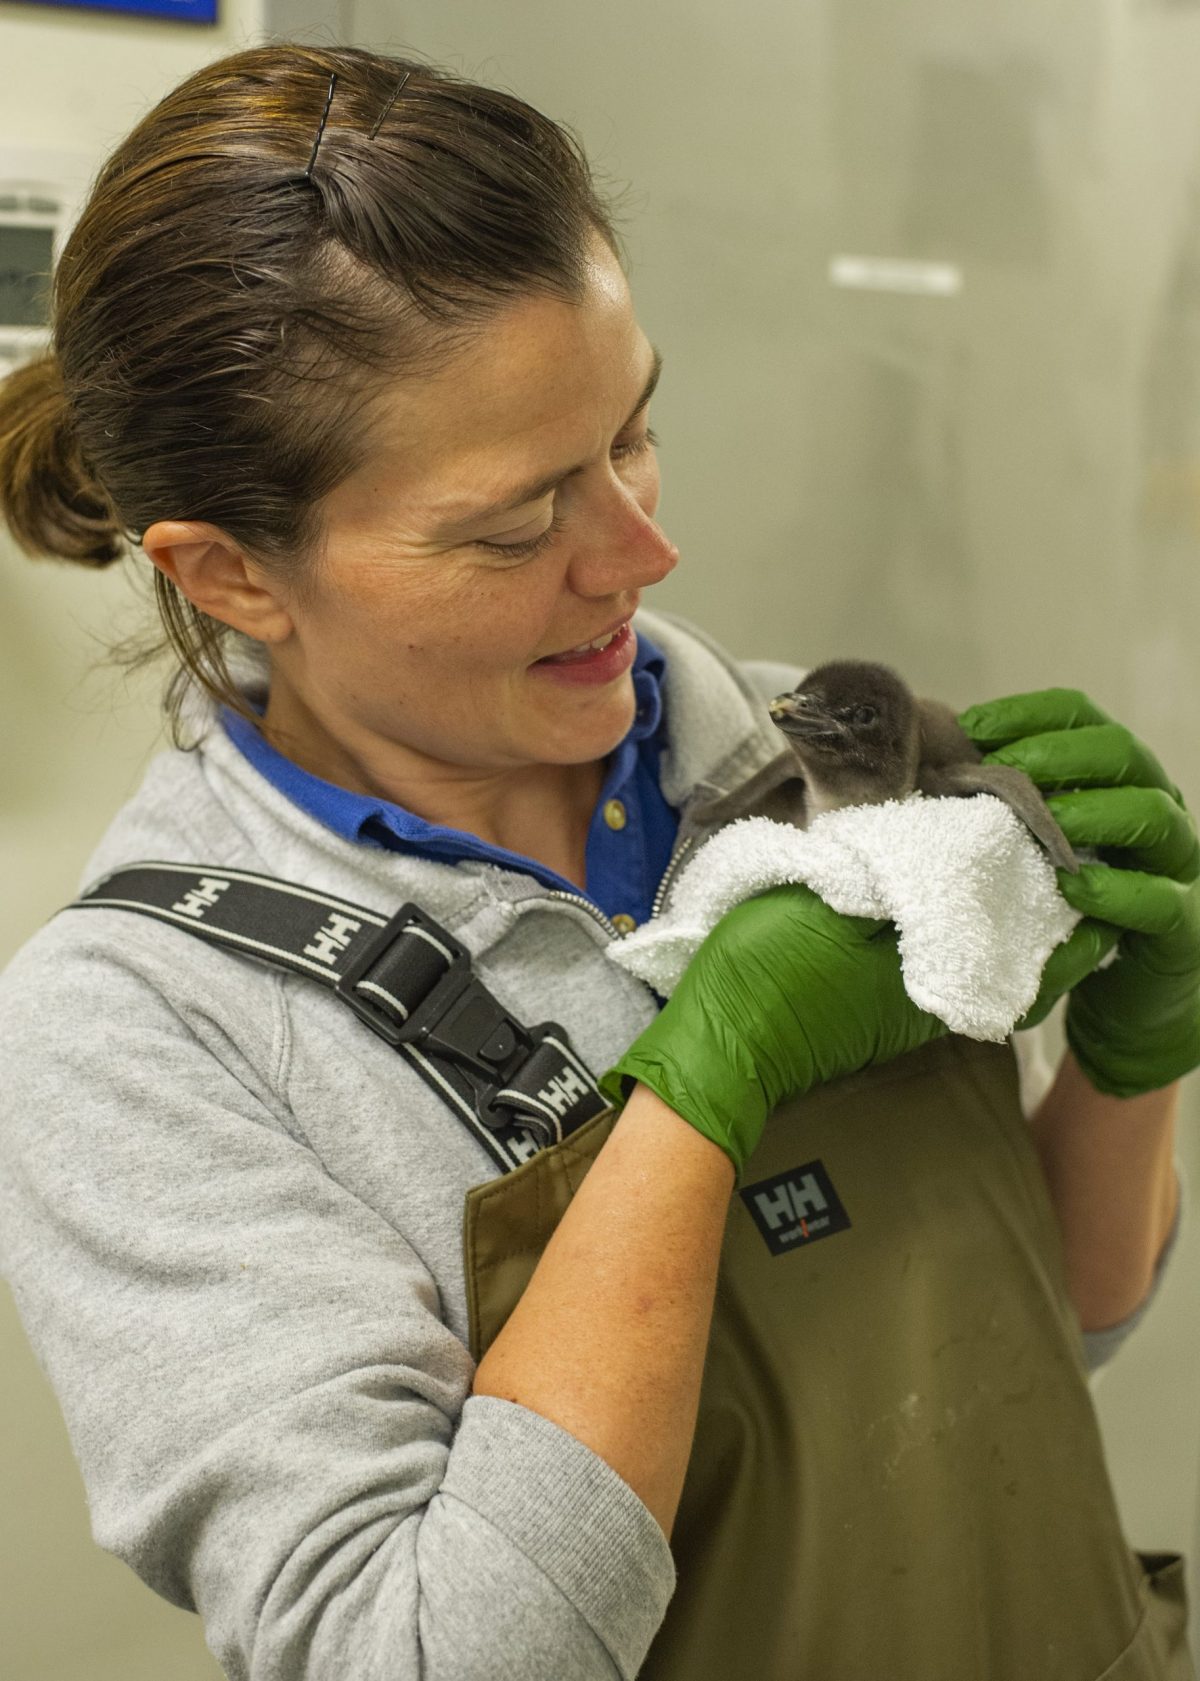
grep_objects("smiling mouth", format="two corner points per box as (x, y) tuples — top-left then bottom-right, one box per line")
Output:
(536, 618), (631, 663)
(567, 627), (622, 655)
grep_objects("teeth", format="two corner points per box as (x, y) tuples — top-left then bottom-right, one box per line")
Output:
(542, 622), (627, 661)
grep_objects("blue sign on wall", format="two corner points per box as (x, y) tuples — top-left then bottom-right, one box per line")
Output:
(9, 0), (217, 20)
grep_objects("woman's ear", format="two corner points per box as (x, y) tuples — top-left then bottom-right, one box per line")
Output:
(140, 521), (295, 645)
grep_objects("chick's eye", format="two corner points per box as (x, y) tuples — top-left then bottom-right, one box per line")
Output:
(852, 705), (878, 725)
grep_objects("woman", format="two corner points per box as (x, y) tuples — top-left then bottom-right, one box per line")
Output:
(0, 41), (1196, 1681)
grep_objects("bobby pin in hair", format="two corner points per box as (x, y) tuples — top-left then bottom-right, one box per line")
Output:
(369, 71), (411, 141)
(303, 71), (338, 181)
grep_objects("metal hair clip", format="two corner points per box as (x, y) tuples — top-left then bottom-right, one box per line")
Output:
(303, 70), (338, 181)
(369, 71), (412, 140)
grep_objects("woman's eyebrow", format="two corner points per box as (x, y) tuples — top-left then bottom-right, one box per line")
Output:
(440, 348), (663, 531)
(623, 346), (664, 430)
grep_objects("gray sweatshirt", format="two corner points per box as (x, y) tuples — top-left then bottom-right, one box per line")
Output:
(0, 607), (1169, 1681)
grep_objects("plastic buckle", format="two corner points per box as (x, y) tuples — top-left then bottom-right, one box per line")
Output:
(335, 902), (530, 1095)
(334, 901), (464, 1046)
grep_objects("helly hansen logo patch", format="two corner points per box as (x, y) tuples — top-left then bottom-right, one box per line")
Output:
(740, 1160), (850, 1256)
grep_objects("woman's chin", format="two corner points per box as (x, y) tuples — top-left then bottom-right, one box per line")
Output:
(528, 683), (637, 766)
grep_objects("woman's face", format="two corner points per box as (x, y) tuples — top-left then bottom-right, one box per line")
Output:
(263, 236), (679, 786)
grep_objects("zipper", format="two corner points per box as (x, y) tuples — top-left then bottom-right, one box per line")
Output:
(542, 828), (699, 942)
(649, 833), (697, 921)
(542, 889), (622, 939)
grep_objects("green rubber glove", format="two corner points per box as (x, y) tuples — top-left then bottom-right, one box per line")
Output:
(600, 884), (952, 1180)
(600, 852), (1127, 1176)
(958, 687), (1200, 1098)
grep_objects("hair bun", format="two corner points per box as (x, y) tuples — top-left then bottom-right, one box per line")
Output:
(0, 353), (126, 567)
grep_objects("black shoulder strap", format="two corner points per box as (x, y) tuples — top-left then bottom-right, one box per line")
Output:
(65, 861), (610, 1174)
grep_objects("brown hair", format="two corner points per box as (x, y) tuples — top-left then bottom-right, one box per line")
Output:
(0, 42), (622, 743)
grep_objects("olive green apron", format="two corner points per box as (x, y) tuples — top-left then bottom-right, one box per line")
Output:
(463, 1035), (1192, 1679)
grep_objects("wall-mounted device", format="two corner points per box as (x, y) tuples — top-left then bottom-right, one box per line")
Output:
(0, 146), (96, 378)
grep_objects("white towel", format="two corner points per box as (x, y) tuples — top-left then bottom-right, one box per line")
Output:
(609, 793), (1083, 1041)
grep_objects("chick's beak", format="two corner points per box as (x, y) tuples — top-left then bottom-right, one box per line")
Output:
(769, 692), (843, 739)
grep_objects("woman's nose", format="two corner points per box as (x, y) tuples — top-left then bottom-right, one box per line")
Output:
(565, 475), (679, 596)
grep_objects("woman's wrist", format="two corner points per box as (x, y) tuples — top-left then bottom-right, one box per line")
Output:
(1029, 1049), (1180, 1330)
(600, 1038), (766, 1179)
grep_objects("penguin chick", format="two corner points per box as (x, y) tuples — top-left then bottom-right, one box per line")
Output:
(694, 659), (1080, 873)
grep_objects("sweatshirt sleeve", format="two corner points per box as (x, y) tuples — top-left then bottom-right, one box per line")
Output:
(0, 928), (675, 1681)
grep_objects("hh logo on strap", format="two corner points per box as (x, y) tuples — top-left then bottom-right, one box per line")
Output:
(740, 1160), (851, 1257)
(304, 913), (364, 965)
(171, 877), (231, 920)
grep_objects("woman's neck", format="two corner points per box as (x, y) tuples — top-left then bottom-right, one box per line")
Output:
(261, 688), (605, 890)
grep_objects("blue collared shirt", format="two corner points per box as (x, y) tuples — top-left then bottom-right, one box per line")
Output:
(221, 631), (679, 930)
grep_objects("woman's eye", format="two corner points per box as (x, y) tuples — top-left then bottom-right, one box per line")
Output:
(613, 427), (659, 460)
(470, 430), (658, 560)
(473, 513), (564, 559)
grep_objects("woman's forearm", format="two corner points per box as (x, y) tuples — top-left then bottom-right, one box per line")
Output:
(471, 1083), (735, 1539)
(1029, 1048), (1180, 1332)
